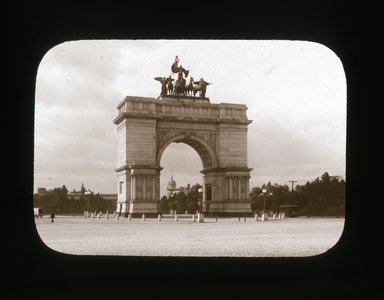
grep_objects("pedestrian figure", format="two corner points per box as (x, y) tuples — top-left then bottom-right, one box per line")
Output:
(50, 212), (55, 223)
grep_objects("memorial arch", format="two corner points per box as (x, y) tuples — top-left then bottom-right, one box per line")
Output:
(114, 95), (253, 217)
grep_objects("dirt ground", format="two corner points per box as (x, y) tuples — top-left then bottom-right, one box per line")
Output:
(34, 215), (344, 257)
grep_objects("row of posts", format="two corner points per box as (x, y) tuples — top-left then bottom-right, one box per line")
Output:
(83, 211), (285, 222)
(83, 211), (205, 222)
(253, 212), (285, 221)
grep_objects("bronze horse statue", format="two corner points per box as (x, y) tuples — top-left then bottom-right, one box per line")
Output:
(166, 76), (174, 95)
(184, 77), (194, 96)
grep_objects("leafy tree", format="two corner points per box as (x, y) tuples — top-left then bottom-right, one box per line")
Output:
(159, 195), (169, 213)
(250, 172), (345, 216)
(175, 192), (188, 213)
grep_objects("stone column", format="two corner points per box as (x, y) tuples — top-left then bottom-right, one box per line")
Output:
(246, 176), (250, 200)
(152, 175), (156, 201)
(143, 175), (146, 201)
(131, 169), (136, 202)
(238, 176), (242, 201)
(225, 176), (229, 200)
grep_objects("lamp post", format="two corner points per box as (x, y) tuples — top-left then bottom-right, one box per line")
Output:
(85, 190), (91, 218)
(261, 189), (273, 221)
(197, 187), (204, 222)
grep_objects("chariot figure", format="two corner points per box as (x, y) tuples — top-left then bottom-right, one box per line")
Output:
(171, 56), (189, 95)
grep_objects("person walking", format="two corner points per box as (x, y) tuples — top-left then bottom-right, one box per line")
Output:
(50, 212), (55, 223)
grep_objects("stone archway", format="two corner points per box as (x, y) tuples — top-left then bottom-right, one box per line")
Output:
(114, 95), (253, 217)
(157, 133), (218, 169)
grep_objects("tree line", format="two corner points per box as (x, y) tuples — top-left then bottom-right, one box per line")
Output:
(34, 172), (344, 217)
(159, 183), (202, 214)
(33, 185), (116, 215)
(250, 172), (345, 216)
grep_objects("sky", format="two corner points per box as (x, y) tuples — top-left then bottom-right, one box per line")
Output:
(34, 40), (346, 196)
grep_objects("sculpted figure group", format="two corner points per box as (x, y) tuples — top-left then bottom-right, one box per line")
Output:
(155, 56), (211, 98)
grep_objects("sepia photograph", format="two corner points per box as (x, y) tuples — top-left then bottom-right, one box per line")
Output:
(33, 40), (346, 257)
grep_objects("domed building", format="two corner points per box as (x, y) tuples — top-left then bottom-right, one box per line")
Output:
(166, 175), (191, 197)
(167, 175), (178, 196)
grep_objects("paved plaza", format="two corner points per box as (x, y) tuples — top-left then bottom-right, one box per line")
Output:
(34, 216), (344, 257)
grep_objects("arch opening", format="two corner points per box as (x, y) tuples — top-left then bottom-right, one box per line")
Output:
(157, 135), (217, 170)
(160, 142), (203, 198)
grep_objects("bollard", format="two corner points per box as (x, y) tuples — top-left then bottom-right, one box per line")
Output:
(261, 214), (265, 222)
(84, 211), (86, 218)
(175, 214), (178, 221)
(244, 216), (246, 222)
(255, 214), (258, 221)
(192, 214), (195, 222)
(128, 214), (132, 221)
(185, 210), (188, 215)
(238, 217), (240, 222)
(97, 213), (100, 220)
(216, 216), (218, 222)
(273, 213), (276, 220)
(116, 213), (119, 220)
(282, 212), (285, 219)
(91, 212), (94, 219)
(142, 214), (145, 221)
(106, 212), (109, 220)
(158, 214), (161, 221)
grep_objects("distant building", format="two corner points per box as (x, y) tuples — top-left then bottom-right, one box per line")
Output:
(99, 193), (117, 202)
(166, 175), (191, 196)
(280, 204), (299, 217)
(67, 183), (117, 203)
(68, 182), (86, 200)
(329, 175), (344, 181)
(37, 187), (47, 196)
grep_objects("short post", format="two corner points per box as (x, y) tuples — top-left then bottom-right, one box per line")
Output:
(158, 214), (161, 221)
(142, 214), (145, 221)
(255, 213), (258, 221)
(244, 216), (246, 222)
(238, 217), (241, 222)
(91, 212), (94, 219)
(282, 212), (285, 219)
(273, 213), (276, 220)
(128, 214), (132, 221)
(185, 210), (188, 215)
(97, 212), (100, 219)
(215, 214), (218, 222)
(84, 211), (86, 218)
(175, 214), (178, 221)
(197, 213), (204, 223)
(192, 214), (195, 222)
(116, 213), (119, 220)
(106, 211), (109, 220)
(278, 212), (282, 219)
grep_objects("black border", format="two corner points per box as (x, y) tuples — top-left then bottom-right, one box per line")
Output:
(3, 2), (378, 298)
